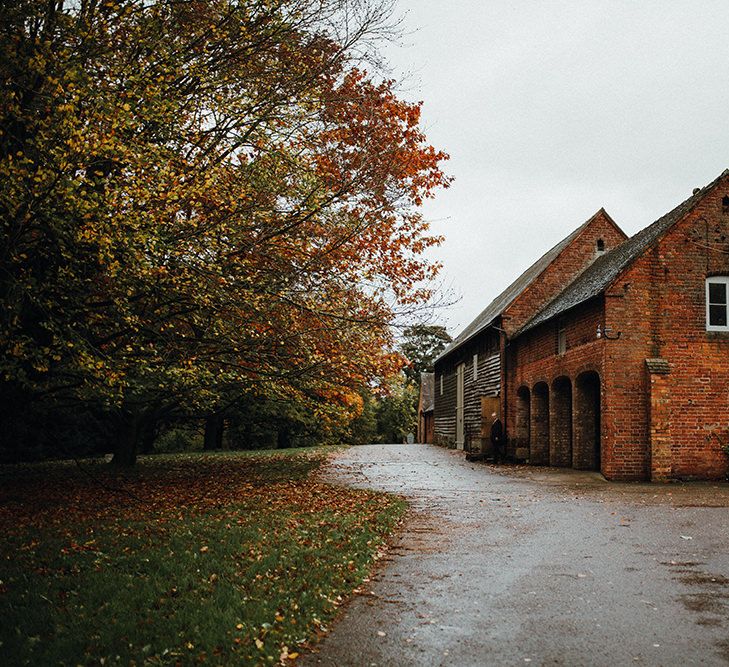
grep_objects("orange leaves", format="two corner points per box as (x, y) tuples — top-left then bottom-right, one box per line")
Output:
(316, 68), (451, 207)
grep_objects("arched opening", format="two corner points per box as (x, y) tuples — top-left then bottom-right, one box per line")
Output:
(530, 382), (549, 465)
(574, 371), (601, 470)
(550, 376), (572, 467)
(515, 386), (531, 459)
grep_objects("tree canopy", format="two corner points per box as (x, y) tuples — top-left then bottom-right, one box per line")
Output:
(0, 0), (450, 463)
(399, 324), (452, 383)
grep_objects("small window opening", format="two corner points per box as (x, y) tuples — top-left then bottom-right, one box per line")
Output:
(722, 195), (729, 214)
(473, 354), (478, 381)
(557, 321), (566, 355)
(596, 238), (605, 254)
(440, 375), (443, 395)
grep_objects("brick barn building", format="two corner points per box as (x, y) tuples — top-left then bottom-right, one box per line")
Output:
(434, 171), (729, 481)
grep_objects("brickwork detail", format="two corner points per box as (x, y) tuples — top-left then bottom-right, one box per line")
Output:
(513, 386), (530, 459)
(647, 362), (672, 482)
(603, 183), (729, 479)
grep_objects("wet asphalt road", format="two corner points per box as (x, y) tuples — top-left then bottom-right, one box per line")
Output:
(304, 444), (729, 667)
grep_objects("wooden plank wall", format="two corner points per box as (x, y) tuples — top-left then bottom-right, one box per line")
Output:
(434, 330), (500, 447)
(434, 365), (456, 443)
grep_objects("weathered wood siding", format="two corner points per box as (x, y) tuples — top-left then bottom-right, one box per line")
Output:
(465, 351), (500, 448)
(434, 330), (500, 448)
(434, 364), (457, 444)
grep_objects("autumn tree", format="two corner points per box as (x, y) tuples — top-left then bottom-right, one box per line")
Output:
(0, 0), (450, 464)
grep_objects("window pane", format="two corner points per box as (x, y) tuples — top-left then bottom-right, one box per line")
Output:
(709, 282), (727, 305)
(709, 304), (728, 327)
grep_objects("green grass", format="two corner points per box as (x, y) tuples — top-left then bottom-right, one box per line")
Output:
(0, 447), (406, 665)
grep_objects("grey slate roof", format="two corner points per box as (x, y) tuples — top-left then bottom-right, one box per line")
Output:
(437, 209), (616, 361)
(419, 372), (435, 412)
(518, 170), (729, 336)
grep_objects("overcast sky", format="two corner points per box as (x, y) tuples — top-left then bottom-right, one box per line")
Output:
(381, 0), (729, 338)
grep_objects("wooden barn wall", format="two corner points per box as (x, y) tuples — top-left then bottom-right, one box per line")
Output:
(434, 363), (456, 443)
(465, 351), (500, 447)
(434, 330), (500, 447)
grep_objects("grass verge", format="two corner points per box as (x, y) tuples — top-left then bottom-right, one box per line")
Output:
(0, 447), (406, 665)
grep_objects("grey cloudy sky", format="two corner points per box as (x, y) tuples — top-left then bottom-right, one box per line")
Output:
(382, 0), (729, 337)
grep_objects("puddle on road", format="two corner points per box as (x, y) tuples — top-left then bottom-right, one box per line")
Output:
(680, 573), (729, 586)
(663, 556), (729, 660)
(679, 591), (729, 614)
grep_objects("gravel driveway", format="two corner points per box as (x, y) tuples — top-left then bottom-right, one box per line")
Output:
(305, 444), (729, 667)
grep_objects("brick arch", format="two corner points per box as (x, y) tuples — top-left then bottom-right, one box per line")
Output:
(567, 363), (601, 381)
(574, 371), (601, 471)
(550, 376), (572, 467)
(530, 382), (550, 465)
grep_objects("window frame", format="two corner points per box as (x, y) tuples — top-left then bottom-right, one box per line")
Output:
(706, 277), (729, 332)
(557, 320), (567, 355)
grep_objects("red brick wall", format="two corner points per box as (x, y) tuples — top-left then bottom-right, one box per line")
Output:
(601, 258), (654, 480)
(605, 181), (729, 480)
(503, 211), (626, 335)
(506, 298), (605, 462)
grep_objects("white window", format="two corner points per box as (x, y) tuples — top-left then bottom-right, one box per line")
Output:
(706, 277), (729, 331)
(440, 375), (443, 395)
(557, 320), (566, 355)
(473, 354), (478, 381)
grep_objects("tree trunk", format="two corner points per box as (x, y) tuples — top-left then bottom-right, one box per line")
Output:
(216, 416), (224, 449)
(204, 413), (224, 451)
(111, 411), (142, 466)
(140, 419), (157, 454)
(242, 421), (253, 450)
(276, 423), (291, 449)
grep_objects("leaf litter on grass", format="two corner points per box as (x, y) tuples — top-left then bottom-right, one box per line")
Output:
(0, 447), (406, 665)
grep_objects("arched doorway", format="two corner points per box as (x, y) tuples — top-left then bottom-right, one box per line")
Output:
(550, 376), (572, 467)
(515, 386), (531, 458)
(530, 382), (549, 465)
(574, 371), (601, 470)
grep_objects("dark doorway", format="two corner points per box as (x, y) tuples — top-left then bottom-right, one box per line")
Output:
(550, 376), (572, 467)
(515, 386), (531, 458)
(574, 371), (601, 470)
(531, 382), (549, 465)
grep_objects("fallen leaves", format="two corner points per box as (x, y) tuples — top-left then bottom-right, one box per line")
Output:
(0, 449), (407, 666)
